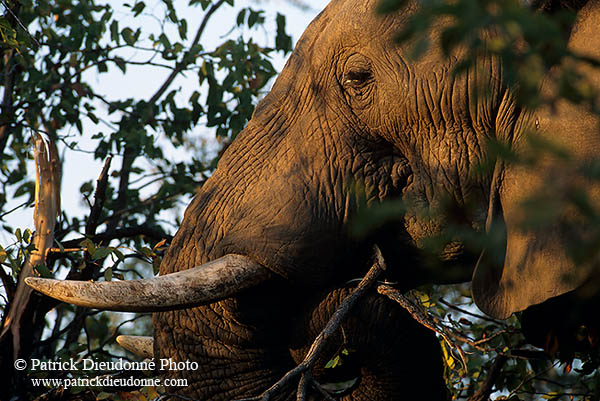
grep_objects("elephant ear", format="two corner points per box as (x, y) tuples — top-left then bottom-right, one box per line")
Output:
(473, 0), (600, 319)
(472, 192), (587, 320)
(472, 153), (593, 319)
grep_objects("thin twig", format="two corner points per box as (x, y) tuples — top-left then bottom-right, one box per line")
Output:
(377, 285), (469, 373)
(506, 360), (561, 399)
(0, 200), (30, 219)
(149, 0), (228, 104)
(0, 0), (40, 48)
(378, 286), (544, 372)
(57, 226), (171, 250)
(44, 247), (85, 258)
(439, 297), (506, 325)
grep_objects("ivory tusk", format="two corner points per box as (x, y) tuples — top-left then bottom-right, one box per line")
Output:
(116, 335), (154, 358)
(25, 254), (271, 312)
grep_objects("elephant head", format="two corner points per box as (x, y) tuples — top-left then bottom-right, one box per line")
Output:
(26, 0), (600, 399)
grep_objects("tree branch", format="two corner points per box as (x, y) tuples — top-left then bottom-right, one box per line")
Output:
(60, 157), (114, 351)
(106, 146), (135, 232)
(148, 0), (228, 104)
(235, 246), (387, 401)
(0, 134), (61, 359)
(438, 297), (506, 325)
(0, 34), (19, 161)
(56, 226), (171, 251)
(0, 265), (16, 302)
(86, 156), (112, 236)
(466, 355), (508, 401)
(377, 285), (469, 372)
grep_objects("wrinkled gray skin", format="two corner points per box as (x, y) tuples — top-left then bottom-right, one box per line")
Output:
(154, 0), (600, 399)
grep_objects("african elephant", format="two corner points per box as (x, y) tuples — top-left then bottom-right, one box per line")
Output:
(26, 0), (600, 399)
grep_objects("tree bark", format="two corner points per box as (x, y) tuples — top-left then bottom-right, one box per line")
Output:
(0, 134), (61, 393)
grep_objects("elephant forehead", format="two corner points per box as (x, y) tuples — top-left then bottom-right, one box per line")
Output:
(295, 0), (459, 76)
(297, 0), (404, 58)
(326, 0), (405, 41)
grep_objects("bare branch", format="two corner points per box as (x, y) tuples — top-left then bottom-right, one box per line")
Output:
(106, 147), (135, 233)
(438, 297), (507, 325)
(0, 200), (30, 219)
(377, 285), (469, 372)
(0, 134), (61, 359)
(235, 246), (386, 401)
(86, 156), (113, 236)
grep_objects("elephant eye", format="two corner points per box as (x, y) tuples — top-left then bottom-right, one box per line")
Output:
(344, 70), (372, 87)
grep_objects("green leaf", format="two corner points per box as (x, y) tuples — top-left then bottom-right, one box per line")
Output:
(97, 61), (108, 73)
(325, 355), (342, 369)
(80, 239), (96, 258)
(122, 27), (136, 45)
(110, 20), (119, 43)
(247, 10), (264, 28)
(104, 267), (113, 281)
(132, 1), (145, 16)
(113, 56), (126, 73)
(237, 8), (247, 26)
(34, 263), (52, 278)
(92, 247), (112, 261)
(87, 112), (99, 124)
(178, 19), (188, 40)
(23, 228), (32, 244)
(139, 246), (153, 257)
(113, 249), (125, 262)
(80, 181), (94, 195)
(275, 13), (292, 54)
